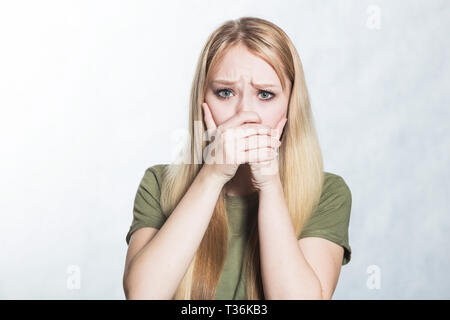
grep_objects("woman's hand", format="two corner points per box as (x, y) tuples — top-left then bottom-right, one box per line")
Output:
(202, 102), (280, 185)
(248, 116), (287, 192)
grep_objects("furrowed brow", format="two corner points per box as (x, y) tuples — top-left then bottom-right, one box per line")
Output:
(211, 79), (279, 88)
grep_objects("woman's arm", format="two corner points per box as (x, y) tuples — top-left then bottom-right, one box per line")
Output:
(123, 166), (226, 299)
(257, 178), (324, 300)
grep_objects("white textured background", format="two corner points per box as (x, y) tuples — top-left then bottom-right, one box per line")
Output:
(0, 0), (449, 299)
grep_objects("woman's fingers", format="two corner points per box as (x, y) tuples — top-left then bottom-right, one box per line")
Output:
(218, 110), (262, 131)
(202, 103), (285, 166)
(231, 123), (273, 138)
(202, 102), (217, 131)
(228, 120), (286, 141)
(274, 116), (288, 140)
(243, 147), (278, 163)
(235, 135), (281, 152)
(223, 139), (279, 164)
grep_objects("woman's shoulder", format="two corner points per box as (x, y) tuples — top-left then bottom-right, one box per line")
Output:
(140, 163), (170, 191)
(303, 171), (352, 234)
(321, 171), (352, 202)
(144, 163), (169, 177)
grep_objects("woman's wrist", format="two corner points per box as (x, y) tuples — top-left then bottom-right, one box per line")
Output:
(198, 165), (228, 190)
(257, 174), (283, 196)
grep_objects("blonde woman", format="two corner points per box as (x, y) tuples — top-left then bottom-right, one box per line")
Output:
(123, 17), (352, 300)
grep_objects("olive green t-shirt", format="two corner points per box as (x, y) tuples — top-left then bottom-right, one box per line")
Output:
(125, 164), (352, 300)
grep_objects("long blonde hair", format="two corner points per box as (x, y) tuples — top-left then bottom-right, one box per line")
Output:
(159, 16), (324, 299)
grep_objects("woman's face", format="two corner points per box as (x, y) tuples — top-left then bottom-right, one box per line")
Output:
(205, 43), (291, 130)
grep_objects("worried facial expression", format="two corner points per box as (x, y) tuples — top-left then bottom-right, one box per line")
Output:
(205, 43), (291, 130)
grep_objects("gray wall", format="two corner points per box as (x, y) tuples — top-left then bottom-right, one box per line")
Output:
(0, 0), (448, 299)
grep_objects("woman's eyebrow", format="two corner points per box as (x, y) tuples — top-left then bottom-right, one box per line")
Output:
(211, 79), (280, 88)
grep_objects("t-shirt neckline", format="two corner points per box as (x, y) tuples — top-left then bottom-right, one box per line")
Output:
(224, 191), (259, 207)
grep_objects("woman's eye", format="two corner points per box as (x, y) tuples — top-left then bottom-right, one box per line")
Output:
(214, 88), (275, 101)
(216, 89), (234, 99)
(258, 91), (275, 100)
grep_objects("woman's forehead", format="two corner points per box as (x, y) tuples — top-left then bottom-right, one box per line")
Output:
(210, 57), (281, 88)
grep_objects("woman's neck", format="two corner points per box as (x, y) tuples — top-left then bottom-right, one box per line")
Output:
(224, 163), (257, 196)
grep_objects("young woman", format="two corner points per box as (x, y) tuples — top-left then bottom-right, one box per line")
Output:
(123, 17), (352, 300)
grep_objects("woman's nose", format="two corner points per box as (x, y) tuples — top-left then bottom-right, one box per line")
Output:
(236, 90), (257, 114)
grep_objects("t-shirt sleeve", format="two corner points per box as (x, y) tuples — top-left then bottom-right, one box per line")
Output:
(125, 166), (167, 245)
(298, 174), (352, 265)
